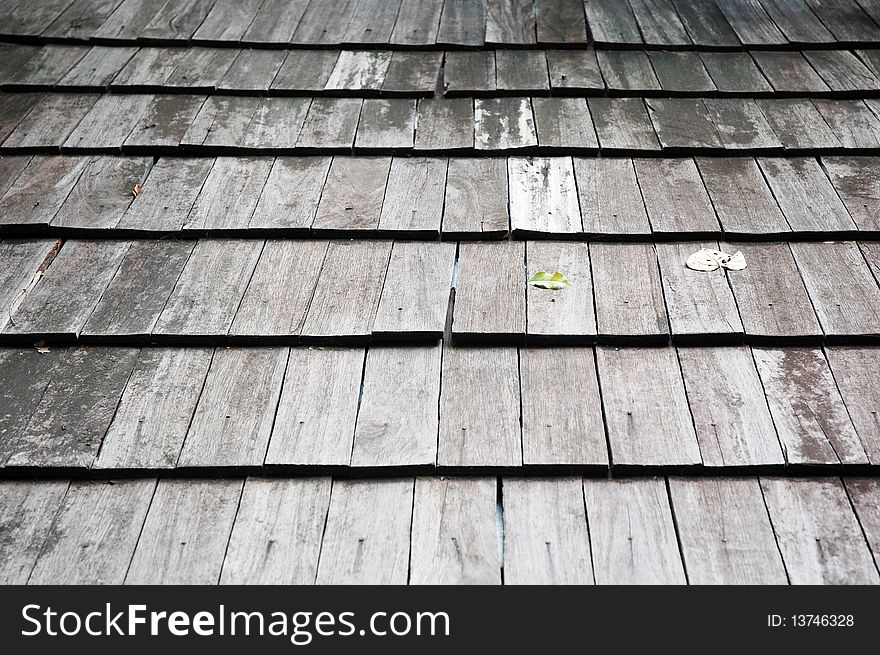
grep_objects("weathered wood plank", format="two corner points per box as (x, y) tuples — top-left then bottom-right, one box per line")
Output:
(374, 241), (455, 338)
(753, 348), (868, 465)
(760, 0), (833, 43)
(437, 0), (487, 46)
(140, 0), (215, 42)
(0, 239), (59, 327)
(220, 477), (331, 585)
(629, 0), (689, 45)
(495, 50), (548, 92)
(0, 480), (67, 584)
(646, 98), (722, 151)
(119, 157), (213, 231)
(503, 477), (593, 584)
(240, 98), (311, 150)
(83, 239), (195, 339)
(535, 0), (587, 43)
(590, 243), (668, 342)
(29, 479), (154, 585)
(588, 98), (660, 152)
(0, 156), (88, 227)
(192, 0), (263, 43)
(377, 157), (447, 235)
(757, 99), (840, 150)
(822, 156), (880, 231)
(678, 347), (784, 467)
(715, 0), (786, 45)
(696, 157), (789, 235)
(351, 344), (441, 468)
(312, 157), (391, 232)
(669, 477), (787, 584)
(700, 52), (771, 93)
(752, 52), (829, 92)
(292, 0), (359, 44)
(110, 47), (185, 89)
(270, 50), (339, 92)
(583, 0), (642, 44)
(758, 158), (857, 233)
(382, 51), (442, 94)
(93, 0), (182, 41)
(410, 477), (499, 584)
(443, 51), (494, 95)
(474, 98), (537, 151)
(267, 347), (365, 466)
(180, 96), (260, 149)
(44, 0), (127, 39)
(761, 477), (879, 584)
(414, 99), (474, 151)
(525, 241), (595, 340)
(355, 99), (416, 151)
(485, 0), (535, 44)
(57, 46), (138, 88)
(453, 241), (525, 340)
(5, 240), (129, 339)
(655, 241), (743, 341)
(51, 156), (152, 229)
(241, 0), (309, 44)
(704, 99), (781, 151)
(509, 157), (582, 235)
(814, 100), (880, 150)
(671, 0), (739, 47)
(790, 241), (880, 339)
(650, 51), (715, 93)
(598, 51), (660, 91)
(300, 241), (391, 340)
(826, 347), (880, 464)
(249, 157), (331, 231)
(574, 158), (651, 235)
(177, 347), (287, 468)
(183, 157), (273, 230)
(804, 0), (880, 41)
(438, 346), (521, 467)
(8, 346), (139, 468)
(723, 242), (822, 341)
(520, 347), (606, 465)
(546, 50), (603, 91)
(442, 158), (508, 237)
(343, 0), (401, 44)
(532, 98), (598, 151)
(325, 50), (392, 91)
(153, 239), (263, 338)
(126, 479), (243, 585)
(583, 478), (687, 584)
(95, 347), (212, 469)
(230, 240), (327, 337)
(63, 94), (152, 151)
(635, 158), (719, 234)
(596, 347), (702, 468)
(806, 50), (880, 91)
(391, 0), (444, 45)
(845, 478), (880, 566)
(316, 478), (414, 584)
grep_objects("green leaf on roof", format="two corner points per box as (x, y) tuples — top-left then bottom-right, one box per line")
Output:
(528, 271), (571, 290)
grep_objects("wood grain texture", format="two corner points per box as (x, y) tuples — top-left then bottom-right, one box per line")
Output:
(220, 477), (331, 585)
(845, 478), (880, 567)
(590, 243), (668, 342)
(410, 477), (500, 584)
(526, 241), (595, 340)
(351, 344), (441, 468)
(296, 98), (362, 150)
(761, 477), (879, 584)
(700, 52), (771, 93)
(598, 51), (660, 91)
(0, 239), (59, 328)
(583, 0), (642, 44)
(8, 346), (139, 468)
(453, 241), (525, 340)
(822, 156), (880, 232)
(546, 50), (603, 91)
(316, 478), (414, 585)
(635, 158), (719, 234)
(583, 478), (687, 584)
(119, 157), (213, 231)
(696, 158), (789, 236)
(374, 241), (455, 338)
(354, 99), (416, 150)
(5, 240), (129, 339)
(669, 477), (787, 584)
(82, 239), (195, 339)
(520, 347), (607, 466)
(588, 98), (660, 152)
(437, 0), (487, 46)
(508, 157), (582, 235)
(574, 158), (651, 235)
(655, 241), (743, 340)
(757, 99), (840, 150)
(678, 347), (784, 467)
(0, 480), (68, 584)
(495, 50), (548, 92)
(414, 99), (474, 151)
(650, 51), (715, 92)
(378, 157), (447, 234)
(442, 158), (509, 237)
(790, 241), (880, 339)
(824, 347), (880, 464)
(300, 240), (391, 340)
(153, 239), (263, 338)
(230, 240), (327, 337)
(723, 242), (822, 341)
(96, 347), (213, 469)
(485, 0), (535, 44)
(503, 477), (593, 584)
(178, 347), (288, 467)
(249, 157), (330, 230)
(443, 51), (494, 94)
(127, 479), (243, 585)
(63, 94), (152, 151)
(0, 155), (88, 227)
(182, 155), (273, 228)
(704, 99), (781, 150)
(29, 479), (154, 585)
(646, 98), (722, 151)
(313, 157), (391, 232)
(3, 94), (97, 150)
(753, 348), (868, 465)
(596, 347), (702, 467)
(438, 346), (521, 467)
(267, 347), (365, 466)
(474, 98), (537, 151)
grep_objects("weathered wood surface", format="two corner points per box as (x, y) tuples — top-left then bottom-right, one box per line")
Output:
(410, 477), (500, 584)
(378, 157), (446, 235)
(826, 347), (880, 464)
(525, 241), (595, 340)
(453, 241), (525, 340)
(574, 158), (651, 235)
(0, 480), (68, 583)
(316, 478), (414, 585)
(442, 158), (509, 237)
(636, 158), (719, 234)
(508, 157), (581, 235)
(220, 476), (331, 585)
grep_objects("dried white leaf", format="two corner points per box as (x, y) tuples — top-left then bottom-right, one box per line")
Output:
(723, 251), (747, 270)
(686, 248), (722, 272)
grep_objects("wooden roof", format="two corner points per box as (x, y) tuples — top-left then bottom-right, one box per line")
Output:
(1, 0), (879, 585)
